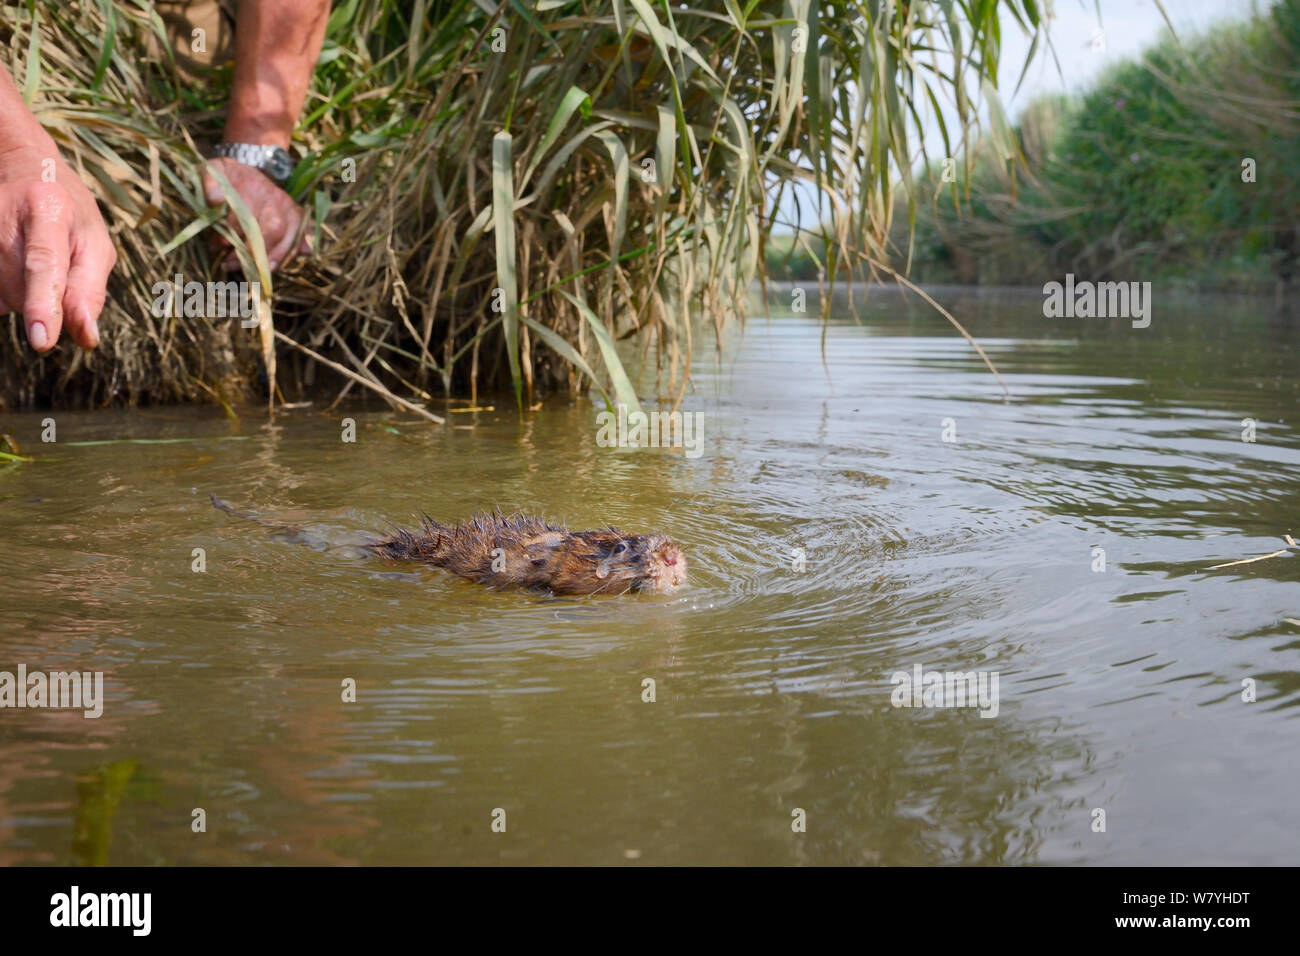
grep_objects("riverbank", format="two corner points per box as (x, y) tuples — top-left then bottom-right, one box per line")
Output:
(1, 0), (1032, 412)
(767, 0), (1300, 297)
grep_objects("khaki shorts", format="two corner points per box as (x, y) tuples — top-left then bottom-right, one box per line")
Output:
(147, 0), (238, 77)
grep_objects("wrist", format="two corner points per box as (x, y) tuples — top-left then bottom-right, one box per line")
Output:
(0, 70), (56, 169)
(222, 108), (294, 150)
(211, 143), (295, 185)
(0, 139), (67, 186)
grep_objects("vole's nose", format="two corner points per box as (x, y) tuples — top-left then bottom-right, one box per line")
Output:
(660, 551), (677, 566)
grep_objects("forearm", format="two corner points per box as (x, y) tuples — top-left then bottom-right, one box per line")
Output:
(222, 0), (330, 148)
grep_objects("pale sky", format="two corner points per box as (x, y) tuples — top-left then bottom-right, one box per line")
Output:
(999, 0), (1261, 117)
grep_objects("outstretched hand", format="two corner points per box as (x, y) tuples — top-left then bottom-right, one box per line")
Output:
(202, 157), (310, 273)
(0, 153), (116, 352)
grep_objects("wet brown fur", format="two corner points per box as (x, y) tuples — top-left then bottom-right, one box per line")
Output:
(366, 510), (687, 595)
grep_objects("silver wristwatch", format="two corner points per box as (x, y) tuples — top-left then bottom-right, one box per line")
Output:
(212, 143), (295, 184)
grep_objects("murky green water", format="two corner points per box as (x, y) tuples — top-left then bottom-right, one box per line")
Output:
(2, 286), (1298, 865)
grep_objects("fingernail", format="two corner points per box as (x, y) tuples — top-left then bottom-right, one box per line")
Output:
(86, 316), (100, 348)
(28, 321), (48, 350)
(269, 259), (281, 271)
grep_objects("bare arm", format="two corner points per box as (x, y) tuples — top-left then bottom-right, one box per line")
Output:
(205, 0), (331, 271)
(224, 0), (330, 148)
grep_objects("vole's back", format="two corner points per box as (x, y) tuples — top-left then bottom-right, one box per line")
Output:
(368, 512), (577, 591)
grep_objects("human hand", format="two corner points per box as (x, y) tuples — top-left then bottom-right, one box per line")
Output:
(0, 150), (115, 352)
(202, 157), (309, 273)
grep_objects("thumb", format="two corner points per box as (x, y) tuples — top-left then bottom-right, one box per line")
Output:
(202, 168), (226, 207)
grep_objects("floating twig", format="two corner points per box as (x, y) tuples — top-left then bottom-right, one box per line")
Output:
(1207, 535), (1298, 570)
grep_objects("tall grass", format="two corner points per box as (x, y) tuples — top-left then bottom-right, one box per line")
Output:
(0, 0), (1042, 412)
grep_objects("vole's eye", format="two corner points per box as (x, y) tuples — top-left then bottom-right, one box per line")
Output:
(613, 542), (627, 556)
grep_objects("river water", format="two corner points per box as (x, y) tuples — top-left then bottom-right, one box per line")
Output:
(1, 285), (1297, 865)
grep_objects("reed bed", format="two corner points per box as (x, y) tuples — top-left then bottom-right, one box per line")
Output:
(0, 0), (1041, 413)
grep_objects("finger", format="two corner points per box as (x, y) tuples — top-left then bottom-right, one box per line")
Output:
(62, 236), (115, 350)
(202, 168), (228, 207)
(247, 205), (286, 269)
(204, 167), (245, 256)
(21, 207), (71, 352)
(266, 211), (299, 270)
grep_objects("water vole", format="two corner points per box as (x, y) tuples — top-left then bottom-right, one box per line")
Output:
(368, 511), (688, 595)
(209, 495), (687, 595)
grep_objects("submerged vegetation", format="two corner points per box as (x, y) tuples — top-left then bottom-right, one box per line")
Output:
(0, 0), (1042, 411)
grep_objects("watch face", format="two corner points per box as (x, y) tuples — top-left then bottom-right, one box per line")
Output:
(266, 148), (294, 183)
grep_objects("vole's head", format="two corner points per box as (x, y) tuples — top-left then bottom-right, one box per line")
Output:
(589, 532), (688, 594)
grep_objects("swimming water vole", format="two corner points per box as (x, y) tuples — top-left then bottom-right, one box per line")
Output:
(209, 495), (687, 595)
(368, 511), (688, 595)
